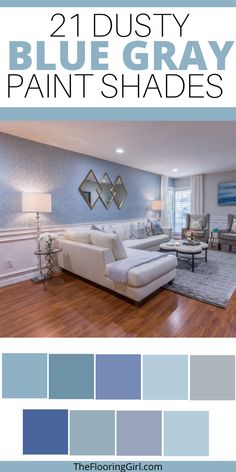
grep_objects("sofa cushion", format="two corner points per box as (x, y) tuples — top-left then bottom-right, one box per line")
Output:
(102, 225), (117, 234)
(105, 254), (177, 287)
(123, 222), (131, 240)
(220, 232), (236, 241)
(131, 222), (147, 239)
(64, 229), (91, 244)
(90, 230), (127, 260)
(151, 220), (163, 235)
(125, 248), (147, 257)
(108, 223), (127, 241)
(91, 223), (127, 240)
(123, 234), (169, 250)
(231, 218), (236, 233)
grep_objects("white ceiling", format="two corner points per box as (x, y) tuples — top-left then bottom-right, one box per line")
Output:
(0, 121), (235, 177)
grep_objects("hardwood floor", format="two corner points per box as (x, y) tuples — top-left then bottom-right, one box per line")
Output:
(0, 272), (236, 337)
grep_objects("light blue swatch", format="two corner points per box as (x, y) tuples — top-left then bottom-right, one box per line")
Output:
(164, 411), (209, 456)
(2, 108), (236, 121)
(2, 354), (47, 398)
(143, 355), (188, 400)
(70, 410), (115, 455)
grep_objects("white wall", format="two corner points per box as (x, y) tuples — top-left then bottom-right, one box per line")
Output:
(204, 170), (236, 217)
(173, 177), (191, 188)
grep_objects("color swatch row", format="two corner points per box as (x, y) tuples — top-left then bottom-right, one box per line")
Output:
(2, 354), (235, 400)
(23, 409), (209, 456)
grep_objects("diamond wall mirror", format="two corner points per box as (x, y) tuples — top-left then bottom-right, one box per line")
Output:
(112, 176), (127, 209)
(79, 170), (101, 209)
(97, 173), (114, 209)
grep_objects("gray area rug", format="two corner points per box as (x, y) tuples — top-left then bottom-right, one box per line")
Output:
(164, 250), (236, 308)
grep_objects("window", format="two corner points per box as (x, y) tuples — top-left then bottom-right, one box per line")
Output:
(174, 188), (191, 234)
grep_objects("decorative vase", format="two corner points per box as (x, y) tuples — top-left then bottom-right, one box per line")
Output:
(44, 240), (53, 252)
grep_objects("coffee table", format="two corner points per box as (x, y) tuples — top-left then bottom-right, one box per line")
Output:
(160, 241), (208, 272)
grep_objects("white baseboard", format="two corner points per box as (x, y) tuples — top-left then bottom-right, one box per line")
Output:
(0, 267), (39, 288)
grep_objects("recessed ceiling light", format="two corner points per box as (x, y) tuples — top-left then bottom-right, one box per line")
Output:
(116, 148), (124, 154)
(173, 168), (178, 172)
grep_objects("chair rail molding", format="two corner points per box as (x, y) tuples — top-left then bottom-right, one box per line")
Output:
(210, 215), (228, 230)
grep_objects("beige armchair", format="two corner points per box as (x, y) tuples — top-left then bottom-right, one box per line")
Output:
(181, 213), (210, 243)
(219, 214), (236, 251)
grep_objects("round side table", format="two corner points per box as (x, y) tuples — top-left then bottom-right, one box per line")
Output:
(34, 247), (62, 290)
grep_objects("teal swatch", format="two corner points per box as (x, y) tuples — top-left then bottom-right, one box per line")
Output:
(2, 354), (47, 398)
(143, 355), (188, 400)
(70, 411), (115, 455)
(49, 355), (94, 399)
(164, 411), (209, 456)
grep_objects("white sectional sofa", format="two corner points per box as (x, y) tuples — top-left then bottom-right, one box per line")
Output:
(56, 220), (177, 303)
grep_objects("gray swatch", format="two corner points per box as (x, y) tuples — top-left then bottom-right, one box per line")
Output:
(190, 355), (235, 400)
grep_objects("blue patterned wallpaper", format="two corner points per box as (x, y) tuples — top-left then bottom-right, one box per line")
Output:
(0, 132), (161, 229)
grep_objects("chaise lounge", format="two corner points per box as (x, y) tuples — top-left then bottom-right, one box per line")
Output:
(56, 221), (177, 303)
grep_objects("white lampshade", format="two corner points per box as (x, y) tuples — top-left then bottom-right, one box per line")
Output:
(22, 192), (52, 213)
(151, 200), (164, 211)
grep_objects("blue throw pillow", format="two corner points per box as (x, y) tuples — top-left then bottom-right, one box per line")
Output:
(131, 222), (147, 239)
(151, 220), (163, 235)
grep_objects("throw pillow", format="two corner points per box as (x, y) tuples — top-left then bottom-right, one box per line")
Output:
(90, 230), (127, 260)
(123, 222), (132, 240)
(131, 222), (147, 239)
(231, 217), (236, 233)
(102, 225), (117, 234)
(151, 220), (163, 235)
(91, 224), (102, 231)
(145, 219), (153, 237)
(190, 217), (203, 231)
(64, 229), (91, 244)
(110, 224), (127, 241)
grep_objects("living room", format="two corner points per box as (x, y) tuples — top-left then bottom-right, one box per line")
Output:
(0, 121), (235, 338)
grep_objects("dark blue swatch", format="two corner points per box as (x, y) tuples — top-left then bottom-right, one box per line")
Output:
(23, 410), (68, 455)
(96, 355), (141, 399)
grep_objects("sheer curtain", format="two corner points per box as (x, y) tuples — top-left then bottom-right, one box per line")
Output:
(161, 175), (169, 227)
(191, 174), (204, 214)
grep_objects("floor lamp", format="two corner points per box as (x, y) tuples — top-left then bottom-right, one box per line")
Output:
(22, 192), (52, 282)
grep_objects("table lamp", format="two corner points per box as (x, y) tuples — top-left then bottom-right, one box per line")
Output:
(22, 192), (52, 282)
(151, 200), (164, 219)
